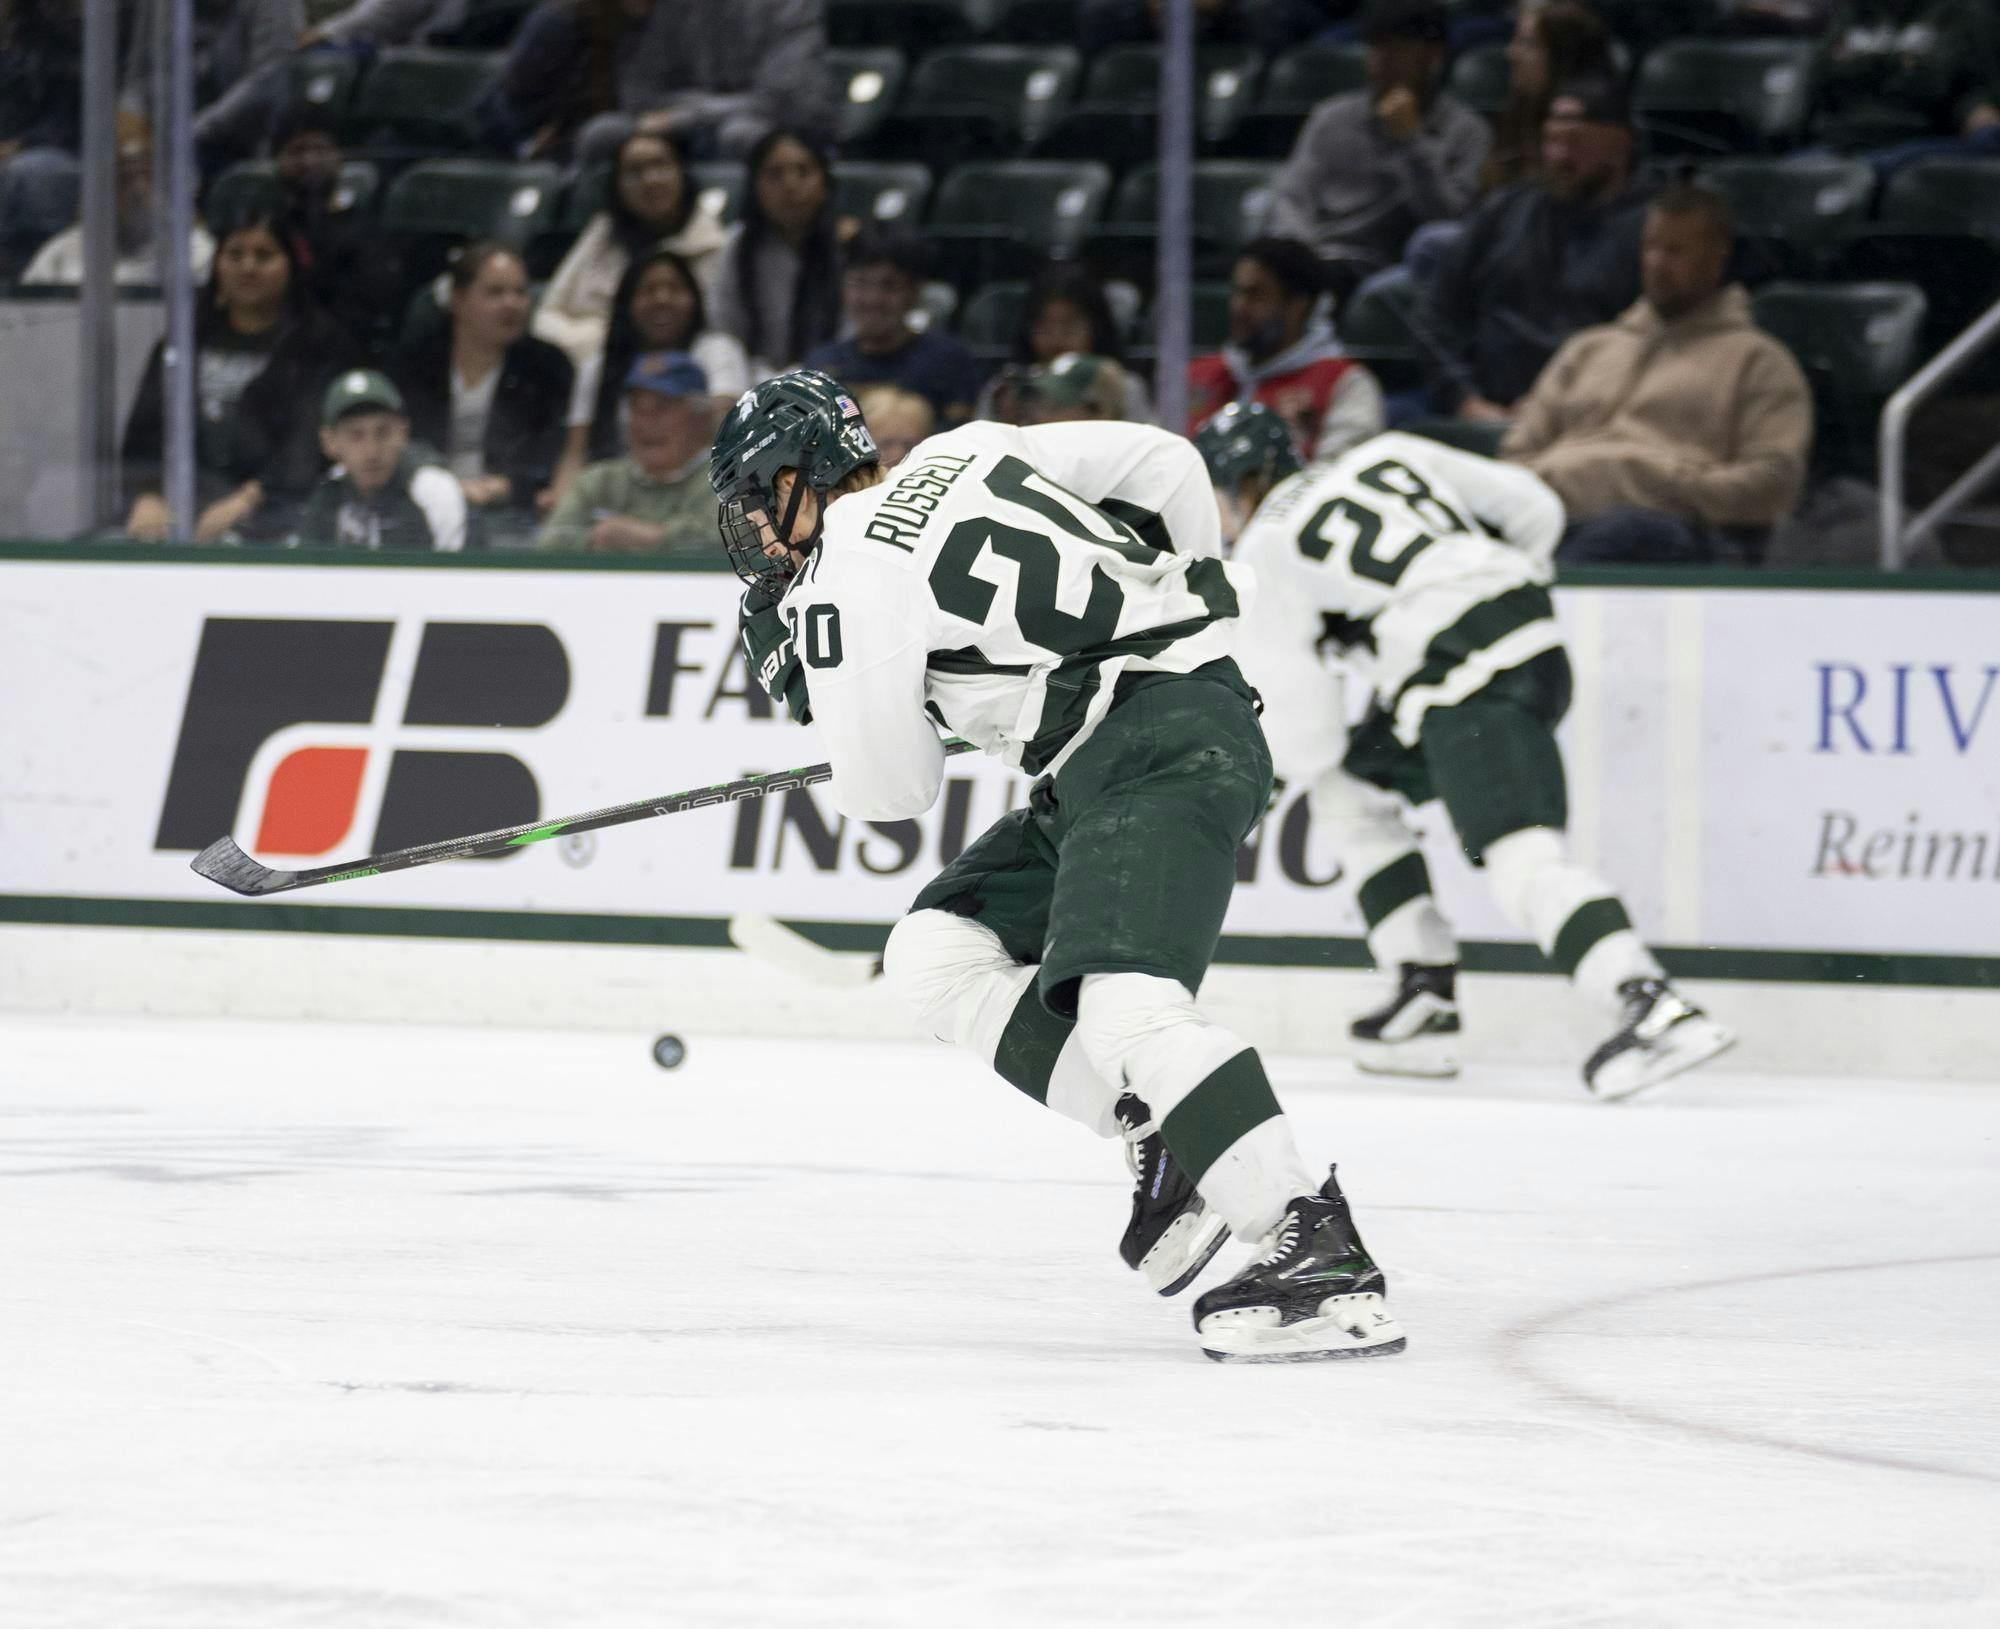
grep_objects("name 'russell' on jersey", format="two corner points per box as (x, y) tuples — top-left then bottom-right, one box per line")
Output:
(779, 418), (1254, 823)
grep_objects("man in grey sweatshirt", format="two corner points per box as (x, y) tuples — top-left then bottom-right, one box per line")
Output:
(1264, 0), (1490, 284)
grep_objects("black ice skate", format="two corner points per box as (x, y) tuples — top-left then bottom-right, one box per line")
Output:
(1192, 1168), (1406, 1364)
(1351, 963), (1461, 1078)
(1116, 1094), (1229, 1296)
(1583, 977), (1734, 1102)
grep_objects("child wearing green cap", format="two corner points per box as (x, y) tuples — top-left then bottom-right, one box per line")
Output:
(294, 370), (467, 552)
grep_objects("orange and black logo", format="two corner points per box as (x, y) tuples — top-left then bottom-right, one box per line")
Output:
(154, 618), (569, 859)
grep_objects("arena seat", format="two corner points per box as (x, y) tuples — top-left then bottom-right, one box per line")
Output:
(857, 44), (1082, 165)
(1065, 43), (1264, 145)
(289, 51), (365, 121)
(344, 48), (506, 150)
(206, 160), (380, 224)
(831, 161), (935, 229)
(1632, 39), (1817, 156)
(1752, 280), (1927, 478)
(956, 280), (1031, 365)
(1093, 160), (1278, 275)
(1338, 265), (1427, 395)
(928, 159), (1111, 284)
(826, 48), (908, 147)
(1220, 43), (1368, 158)
(1699, 156), (1875, 278)
(1840, 158), (2000, 368)
(381, 159), (562, 282)
(687, 161), (746, 227)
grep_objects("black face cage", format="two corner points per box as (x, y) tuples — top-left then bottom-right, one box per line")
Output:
(718, 491), (795, 600)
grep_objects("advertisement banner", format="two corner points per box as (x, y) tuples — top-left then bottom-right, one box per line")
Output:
(2, 556), (1994, 970)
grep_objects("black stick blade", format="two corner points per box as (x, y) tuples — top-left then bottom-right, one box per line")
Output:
(190, 837), (304, 897)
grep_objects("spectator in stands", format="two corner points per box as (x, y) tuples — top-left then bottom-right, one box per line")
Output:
(21, 111), (216, 288)
(1186, 236), (1386, 461)
(1503, 185), (1813, 563)
(573, 0), (836, 165)
(533, 128), (728, 373)
(1810, 0), (2000, 168)
(1424, 77), (1650, 421)
(0, 0), (82, 280)
(710, 128), (845, 377)
(392, 241), (573, 543)
(122, 204), (353, 542)
(1483, 1), (1617, 192)
(472, 0), (636, 160)
(265, 103), (402, 360)
(804, 231), (981, 428)
(122, 0), (304, 173)
(537, 350), (716, 553)
(296, 369), (467, 551)
(548, 244), (749, 505)
(974, 264), (1153, 423)
(855, 384), (934, 469)
(1265, 0), (1490, 294)
(298, 0), (461, 48)
(1019, 353), (1136, 424)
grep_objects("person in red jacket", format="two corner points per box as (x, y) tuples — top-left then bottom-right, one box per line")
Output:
(1186, 236), (1385, 464)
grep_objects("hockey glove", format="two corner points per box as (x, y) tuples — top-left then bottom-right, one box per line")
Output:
(738, 586), (814, 726)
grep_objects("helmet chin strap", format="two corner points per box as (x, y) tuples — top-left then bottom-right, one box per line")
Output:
(773, 470), (826, 564)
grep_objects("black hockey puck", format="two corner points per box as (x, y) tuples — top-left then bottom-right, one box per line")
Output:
(651, 1033), (687, 1070)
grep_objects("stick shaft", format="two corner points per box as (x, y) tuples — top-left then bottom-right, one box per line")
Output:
(192, 739), (977, 897)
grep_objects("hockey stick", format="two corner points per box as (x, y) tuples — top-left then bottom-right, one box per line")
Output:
(191, 739), (979, 898)
(727, 912), (882, 988)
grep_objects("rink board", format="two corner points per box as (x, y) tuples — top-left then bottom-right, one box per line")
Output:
(2, 548), (1996, 1070)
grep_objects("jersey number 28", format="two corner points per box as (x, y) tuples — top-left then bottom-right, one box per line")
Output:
(1298, 459), (1466, 586)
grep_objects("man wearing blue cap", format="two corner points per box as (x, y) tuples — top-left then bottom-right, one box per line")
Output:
(536, 351), (716, 554)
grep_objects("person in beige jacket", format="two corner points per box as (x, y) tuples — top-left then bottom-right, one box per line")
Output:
(1503, 183), (1813, 564)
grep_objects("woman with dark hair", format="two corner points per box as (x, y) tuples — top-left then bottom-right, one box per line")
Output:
(974, 263), (1153, 423)
(472, 0), (633, 160)
(1484, 1), (1616, 191)
(546, 244), (749, 502)
(122, 204), (354, 542)
(709, 127), (844, 375)
(533, 127), (727, 370)
(391, 240), (574, 542)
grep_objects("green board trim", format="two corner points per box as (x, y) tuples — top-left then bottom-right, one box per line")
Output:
(4, 540), (1999, 593)
(2, 895), (1994, 990)
(0, 540), (734, 572)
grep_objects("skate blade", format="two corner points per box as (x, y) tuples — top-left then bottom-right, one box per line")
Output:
(1353, 1035), (1460, 1079)
(1591, 1017), (1736, 1103)
(1141, 1209), (1231, 1297)
(1198, 1294), (1407, 1364)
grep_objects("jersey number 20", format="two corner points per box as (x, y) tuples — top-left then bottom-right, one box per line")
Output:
(784, 602), (844, 669)
(928, 456), (1157, 655)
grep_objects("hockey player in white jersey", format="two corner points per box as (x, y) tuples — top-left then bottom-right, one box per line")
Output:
(1196, 402), (1731, 1099)
(710, 369), (1404, 1363)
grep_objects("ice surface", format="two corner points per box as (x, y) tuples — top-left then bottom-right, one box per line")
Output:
(1, 1014), (1996, 1629)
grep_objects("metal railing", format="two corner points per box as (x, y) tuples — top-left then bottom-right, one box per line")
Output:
(1879, 294), (2000, 570)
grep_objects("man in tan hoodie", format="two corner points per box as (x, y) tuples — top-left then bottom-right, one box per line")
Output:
(1502, 184), (1813, 563)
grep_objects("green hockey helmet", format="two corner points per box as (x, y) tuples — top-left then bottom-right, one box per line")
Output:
(709, 368), (879, 595)
(1193, 401), (1303, 497)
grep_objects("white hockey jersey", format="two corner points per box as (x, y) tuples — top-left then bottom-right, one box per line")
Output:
(1231, 432), (1567, 784)
(780, 419), (1248, 822)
